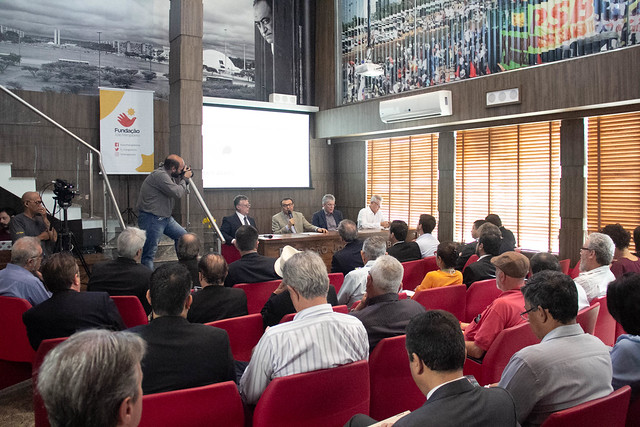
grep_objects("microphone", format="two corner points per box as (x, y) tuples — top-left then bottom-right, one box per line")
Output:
(288, 212), (293, 219)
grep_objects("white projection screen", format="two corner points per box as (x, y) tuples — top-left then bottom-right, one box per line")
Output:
(202, 103), (311, 189)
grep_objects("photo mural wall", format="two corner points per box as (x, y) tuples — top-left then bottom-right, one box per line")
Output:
(341, 0), (639, 104)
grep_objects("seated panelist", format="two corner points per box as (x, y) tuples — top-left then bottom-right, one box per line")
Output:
(272, 197), (327, 234)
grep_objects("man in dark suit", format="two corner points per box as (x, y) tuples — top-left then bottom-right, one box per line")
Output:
(188, 253), (247, 323)
(129, 262), (235, 395)
(387, 220), (421, 263)
(462, 222), (502, 287)
(176, 232), (201, 288)
(456, 219), (486, 270)
(23, 252), (126, 350)
(87, 226), (152, 314)
(331, 219), (364, 276)
(220, 195), (257, 245)
(224, 225), (280, 287)
(485, 214), (516, 254)
(311, 194), (344, 231)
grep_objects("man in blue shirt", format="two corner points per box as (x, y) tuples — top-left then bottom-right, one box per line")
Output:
(0, 236), (50, 306)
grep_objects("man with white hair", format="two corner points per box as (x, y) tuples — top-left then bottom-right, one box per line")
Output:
(312, 194), (344, 231)
(0, 236), (50, 305)
(337, 236), (388, 307)
(574, 232), (616, 302)
(88, 227), (152, 314)
(357, 195), (390, 229)
(239, 251), (368, 404)
(349, 255), (425, 351)
(37, 329), (146, 427)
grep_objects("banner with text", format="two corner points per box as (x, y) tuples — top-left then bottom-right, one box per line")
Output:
(99, 88), (154, 174)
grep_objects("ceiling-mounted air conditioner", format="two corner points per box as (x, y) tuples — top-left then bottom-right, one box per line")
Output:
(379, 90), (453, 123)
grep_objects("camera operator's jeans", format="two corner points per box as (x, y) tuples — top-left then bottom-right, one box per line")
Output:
(138, 210), (187, 270)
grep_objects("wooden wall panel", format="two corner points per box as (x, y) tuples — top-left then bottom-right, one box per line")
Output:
(333, 140), (366, 223)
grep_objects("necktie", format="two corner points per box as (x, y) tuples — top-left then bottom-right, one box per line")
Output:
(244, 217), (249, 225)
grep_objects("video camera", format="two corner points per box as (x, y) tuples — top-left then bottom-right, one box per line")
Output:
(53, 179), (78, 206)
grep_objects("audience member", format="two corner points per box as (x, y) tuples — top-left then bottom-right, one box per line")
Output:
(606, 272), (640, 397)
(357, 195), (390, 229)
(187, 253), (247, 323)
(272, 197), (326, 234)
(485, 214), (516, 254)
(10, 191), (57, 255)
(634, 226), (640, 257)
(0, 236), (50, 305)
(462, 223), (502, 287)
(415, 214), (439, 258)
(88, 227), (152, 314)
(349, 255), (425, 351)
(415, 241), (463, 292)
(0, 206), (15, 243)
(23, 252), (125, 350)
(387, 220), (421, 263)
(331, 219), (364, 276)
(220, 195), (256, 245)
(463, 251), (529, 359)
(498, 270), (613, 426)
(129, 262), (235, 395)
(530, 252), (589, 311)
(37, 329), (145, 427)
(176, 232), (201, 288)
(224, 225), (280, 287)
(337, 236), (387, 307)
(574, 232), (616, 301)
(312, 194), (343, 231)
(239, 251), (368, 404)
(456, 219), (486, 270)
(601, 223), (640, 278)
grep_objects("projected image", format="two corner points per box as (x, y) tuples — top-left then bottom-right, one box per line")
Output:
(202, 104), (310, 189)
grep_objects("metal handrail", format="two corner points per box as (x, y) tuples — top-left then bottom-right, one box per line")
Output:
(0, 85), (126, 231)
(186, 178), (225, 251)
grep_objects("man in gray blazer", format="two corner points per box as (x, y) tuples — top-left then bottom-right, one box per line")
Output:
(271, 197), (327, 234)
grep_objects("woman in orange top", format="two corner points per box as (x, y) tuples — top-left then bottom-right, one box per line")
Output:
(414, 241), (463, 293)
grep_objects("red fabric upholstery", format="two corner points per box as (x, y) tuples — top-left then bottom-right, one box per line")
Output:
(369, 335), (424, 420)
(591, 296), (617, 346)
(464, 279), (501, 323)
(221, 244), (241, 265)
(207, 313), (263, 362)
(576, 303), (600, 335)
(463, 322), (539, 386)
(423, 256), (438, 274)
(0, 296), (35, 389)
(401, 259), (428, 290)
(328, 272), (345, 295)
(110, 295), (148, 329)
(570, 262), (581, 279)
(233, 280), (282, 314)
(463, 254), (479, 272)
(138, 381), (244, 427)
(33, 337), (68, 427)
(398, 292), (408, 300)
(413, 285), (466, 321)
(541, 385), (631, 427)
(558, 259), (571, 275)
(279, 305), (350, 324)
(252, 360), (370, 427)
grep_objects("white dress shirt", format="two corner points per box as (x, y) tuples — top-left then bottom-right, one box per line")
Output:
(357, 207), (387, 229)
(337, 260), (376, 307)
(416, 233), (439, 258)
(574, 265), (616, 302)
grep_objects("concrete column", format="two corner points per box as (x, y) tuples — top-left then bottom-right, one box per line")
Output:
(438, 131), (455, 242)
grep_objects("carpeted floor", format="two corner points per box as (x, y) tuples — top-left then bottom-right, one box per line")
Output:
(0, 380), (35, 427)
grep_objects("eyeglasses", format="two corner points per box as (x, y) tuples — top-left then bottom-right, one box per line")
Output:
(28, 200), (43, 205)
(238, 203), (251, 208)
(520, 306), (538, 320)
(282, 203), (293, 207)
(580, 247), (592, 252)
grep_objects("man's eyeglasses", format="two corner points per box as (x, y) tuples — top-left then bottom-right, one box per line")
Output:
(520, 306), (538, 320)
(282, 203), (293, 207)
(580, 247), (592, 252)
(28, 200), (43, 205)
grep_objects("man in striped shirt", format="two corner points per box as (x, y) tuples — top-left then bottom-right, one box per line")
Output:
(239, 251), (369, 405)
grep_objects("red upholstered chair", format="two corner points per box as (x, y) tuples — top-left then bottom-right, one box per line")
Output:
(462, 254), (479, 272)
(252, 360), (370, 427)
(413, 285), (466, 321)
(33, 337), (68, 427)
(401, 259), (428, 290)
(423, 256), (438, 274)
(591, 296), (617, 346)
(463, 322), (539, 386)
(110, 295), (148, 328)
(398, 292), (408, 300)
(576, 303), (600, 335)
(221, 243), (241, 265)
(279, 305), (350, 324)
(464, 279), (501, 323)
(207, 313), (264, 362)
(541, 385), (631, 427)
(233, 280), (282, 314)
(328, 272), (345, 295)
(569, 262), (581, 279)
(138, 381), (244, 427)
(0, 296), (36, 389)
(558, 259), (571, 275)
(369, 335), (424, 420)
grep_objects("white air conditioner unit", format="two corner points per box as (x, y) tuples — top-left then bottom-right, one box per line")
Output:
(379, 90), (452, 123)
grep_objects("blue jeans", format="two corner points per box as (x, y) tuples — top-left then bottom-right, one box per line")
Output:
(138, 210), (187, 270)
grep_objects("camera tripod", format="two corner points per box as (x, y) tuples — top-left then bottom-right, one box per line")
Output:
(53, 198), (90, 279)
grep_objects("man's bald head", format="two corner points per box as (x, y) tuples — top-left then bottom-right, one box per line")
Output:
(164, 155), (184, 171)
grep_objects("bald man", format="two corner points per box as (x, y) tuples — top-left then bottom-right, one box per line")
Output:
(10, 191), (57, 255)
(137, 154), (193, 270)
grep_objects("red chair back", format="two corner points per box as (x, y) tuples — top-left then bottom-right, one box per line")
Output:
(369, 335), (424, 420)
(576, 303), (600, 335)
(0, 296), (35, 389)
(328, 272), (345, 295)
(413, 285), (466, 321)
(221, 244), (241, 265)
(253, 360), (370, 427)
(541, 385), (631, 427)
(110, 296), (148, 328)
(463, 254), (479, 272)
(280, 305), (350, 324)
(570, 262), (581, 279)
(33, 337), (68, 427)
(559, 259), (571, 275)
(401, 259), (428, 290)
(463, 322), (539, 385)
(139, 381), (244, 427)
(423, 256), (438, 274)
(233, 280), (281, 314)
(207, 313), (263, 362)
(464, 279), (501, 323)
(591, 296), (616, 346)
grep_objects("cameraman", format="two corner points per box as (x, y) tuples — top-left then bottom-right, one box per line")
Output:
(10, 192), (57, 256)
(137, 154), (193, 270)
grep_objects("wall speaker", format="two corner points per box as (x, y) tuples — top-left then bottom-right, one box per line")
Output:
(486, 88), (520, 107)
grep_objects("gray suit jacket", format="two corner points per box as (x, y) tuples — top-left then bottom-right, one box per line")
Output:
(272, 211), (318, 234)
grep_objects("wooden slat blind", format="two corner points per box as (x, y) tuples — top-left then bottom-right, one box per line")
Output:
(366, 134), (438, 235)
(587, 112), (640, 253)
